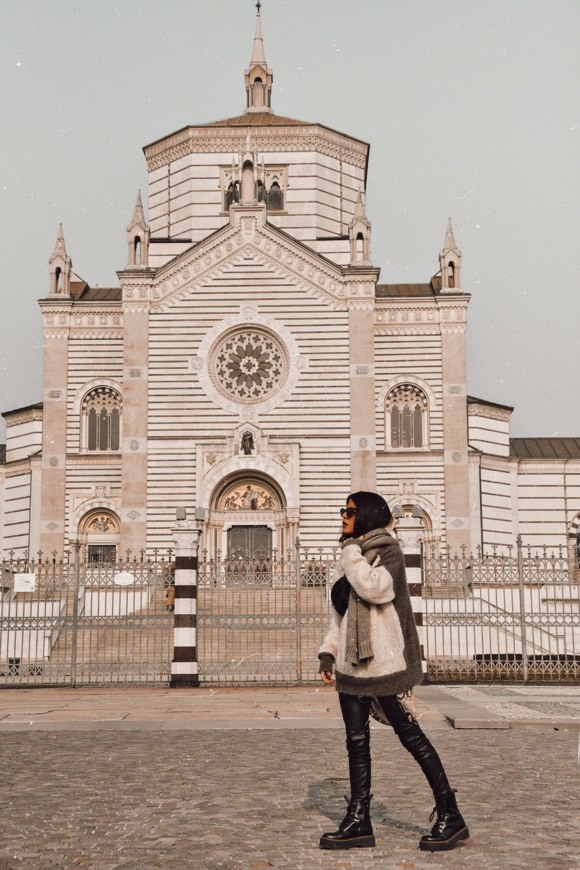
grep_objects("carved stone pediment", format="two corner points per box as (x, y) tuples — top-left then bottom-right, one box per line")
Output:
(150, 211), (350, 312)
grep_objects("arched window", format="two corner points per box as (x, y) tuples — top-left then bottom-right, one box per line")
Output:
(448, 261), (455, 288)
(82, 387), (122, 452)
(133, 236), (142, 265)
(386, 384), (429, 449)
(268, 180), (283, 210)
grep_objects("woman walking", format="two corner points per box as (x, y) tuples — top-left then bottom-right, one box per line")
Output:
(318, 491), (469, 852)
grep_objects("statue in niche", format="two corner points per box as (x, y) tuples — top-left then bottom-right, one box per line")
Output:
(241, 431), (255, 455)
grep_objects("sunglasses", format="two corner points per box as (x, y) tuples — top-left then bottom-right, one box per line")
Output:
(340, 507), (357, 519)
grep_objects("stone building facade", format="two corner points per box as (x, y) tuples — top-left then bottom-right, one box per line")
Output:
(1, 9), (579, 563)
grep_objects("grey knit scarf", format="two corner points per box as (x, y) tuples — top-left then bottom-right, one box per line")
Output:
(344, 528), (393, 666)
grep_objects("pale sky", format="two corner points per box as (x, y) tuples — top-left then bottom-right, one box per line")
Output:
(1, 0), (579, 442)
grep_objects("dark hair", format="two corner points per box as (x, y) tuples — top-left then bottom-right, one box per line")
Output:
(344, 491), (392, 538)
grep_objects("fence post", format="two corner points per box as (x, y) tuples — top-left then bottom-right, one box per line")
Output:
(70, 540), (81, 688)
(516, 534), (529, 683)
(294, 537), (302, 684)
(170, 520), (201, 688)
(395, 519), (427, 679)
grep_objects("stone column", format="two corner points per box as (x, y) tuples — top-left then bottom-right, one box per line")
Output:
(120, 295), (150, 553)
(38, 302), (71, 556)
(345, 271), (379, 491)
(29, 455), (42, 556)
(170, 521), (201, 688)
(396, 517), (426, 679)
(439, 300), (471, 553)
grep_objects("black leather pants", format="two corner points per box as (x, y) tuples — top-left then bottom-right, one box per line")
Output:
(339, 692), (453, 802)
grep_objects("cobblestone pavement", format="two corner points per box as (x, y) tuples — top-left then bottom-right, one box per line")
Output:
(2, 722), (579, 869)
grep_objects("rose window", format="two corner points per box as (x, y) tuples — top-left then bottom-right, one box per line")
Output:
(211, 329), (287, 402)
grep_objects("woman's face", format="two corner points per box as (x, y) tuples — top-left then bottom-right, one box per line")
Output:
(341, 498), (357, 537)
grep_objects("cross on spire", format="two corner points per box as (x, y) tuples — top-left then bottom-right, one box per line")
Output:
(256, 0), (261, 12)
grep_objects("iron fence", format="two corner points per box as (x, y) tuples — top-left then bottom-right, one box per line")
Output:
(196, 547), (336, 684)
(1, 538), (578, 687)
(423, 538), (580, 682)
(0, 547), (174, 687)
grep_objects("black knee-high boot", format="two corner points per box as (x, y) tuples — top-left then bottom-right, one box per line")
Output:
(396, 723), (469, 851)
(319, 728), (375, 850)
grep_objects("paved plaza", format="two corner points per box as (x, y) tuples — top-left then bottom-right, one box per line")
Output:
(1, 685), (579, 869)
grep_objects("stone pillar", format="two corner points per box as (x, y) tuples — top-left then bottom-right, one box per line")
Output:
(345, 271), (379, 491)
(170, 521), (201, 688)
(439, 299), (471, 553)
(38, 302), (71, 556)
(119, 295), (150, 553)
(396, 517), (427, 679)
(29, 455), (42, 556)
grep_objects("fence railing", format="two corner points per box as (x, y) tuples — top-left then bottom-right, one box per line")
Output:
(422, 538), (580, 682)
(0, 547), (174, 687)
(1, 539), (578, 686)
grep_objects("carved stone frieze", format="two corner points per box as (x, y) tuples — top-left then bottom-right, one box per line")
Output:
(68, 454), (123, 466)
(375, 326), (441, 336)
(4, 406), (44, 427)
(4, 461), (34, 478)
(468, 403), (512, 423)
(69, 329), (124, 340)
(145, 125), (367, 172)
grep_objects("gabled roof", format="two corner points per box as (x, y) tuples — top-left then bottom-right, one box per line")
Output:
(76, 287), (122, 302)
(376, 282), (438, 298)
(510, 438), (580, 460)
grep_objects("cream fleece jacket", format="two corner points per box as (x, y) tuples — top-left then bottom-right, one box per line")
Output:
(319, 533), (424, 697)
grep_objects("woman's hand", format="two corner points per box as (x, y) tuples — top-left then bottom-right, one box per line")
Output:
(320, 670), (334, 685)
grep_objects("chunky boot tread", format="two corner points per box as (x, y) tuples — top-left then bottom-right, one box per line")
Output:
(319, 795), (375, 851)
(419, 824), (470, 852)
(320, 833), (376, 850)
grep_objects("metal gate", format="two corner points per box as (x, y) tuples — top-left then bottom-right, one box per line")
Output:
(0, 548), (174, 687)
(3, 538), (578, 688)
(423, 538), (580, 682)
(197, 547), (334, 684)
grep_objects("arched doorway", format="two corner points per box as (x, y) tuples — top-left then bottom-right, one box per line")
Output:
(78, 509), (120, 564)
(203, 473), (297, 567)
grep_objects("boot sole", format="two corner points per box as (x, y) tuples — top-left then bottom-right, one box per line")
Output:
(320, 835), (376, 850)
(419, 825), (470, 852)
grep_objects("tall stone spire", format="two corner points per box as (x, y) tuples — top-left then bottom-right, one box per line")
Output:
(126, 190), (150, 268)
(48, 223), (72, 295)
(348, 189), (372, 266)
(439, 217), (462, 292)
(245, 2), (273, 113)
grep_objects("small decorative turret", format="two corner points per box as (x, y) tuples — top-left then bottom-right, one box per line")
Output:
(230, 133), (266, 206)
(348, 189), (372, 266)
(48, 223), (72, 295)
(126, 191), (150, 267)
(439, 217), (462, 292)
(245, 1), (273, 113)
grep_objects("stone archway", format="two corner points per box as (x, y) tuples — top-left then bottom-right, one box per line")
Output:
(203, 472), (297, 566)
(78, 509), (120, 564)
